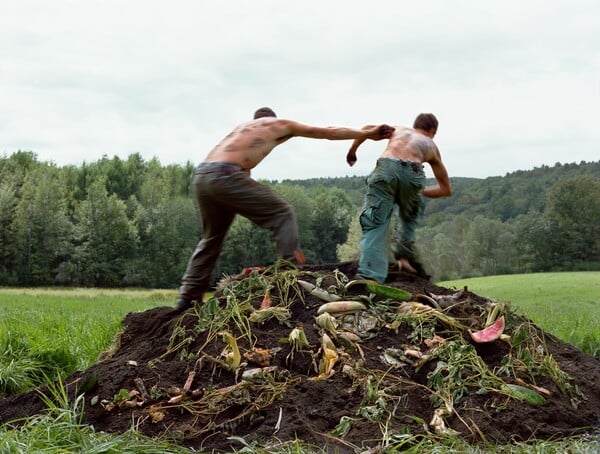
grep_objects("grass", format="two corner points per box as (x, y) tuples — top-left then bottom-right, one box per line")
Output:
(0, 392), (192, 453)
(438, 272), (600, 357)
(0, 288), (174, 395)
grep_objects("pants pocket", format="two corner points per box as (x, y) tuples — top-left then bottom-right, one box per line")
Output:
(360, 197), (393, 230)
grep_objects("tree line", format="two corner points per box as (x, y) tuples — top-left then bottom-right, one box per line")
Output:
(1, 151), (598, 287)
(416, 161), (600, 279)
(0, 151), (355, 288)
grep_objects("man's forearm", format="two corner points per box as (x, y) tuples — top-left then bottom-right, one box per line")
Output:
(423, 185), (452, 198)
(324, 127), (367, 140)
(350, 136), (367, 151)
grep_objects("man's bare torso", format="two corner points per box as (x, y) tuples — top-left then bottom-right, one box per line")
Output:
(204, 118), (291, 170)
(380, 126), (438, 164)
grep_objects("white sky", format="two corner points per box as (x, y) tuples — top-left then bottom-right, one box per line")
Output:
(1, 1), (599, 181)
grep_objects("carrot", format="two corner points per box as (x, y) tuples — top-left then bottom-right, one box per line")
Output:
(260, 289), (272, 309)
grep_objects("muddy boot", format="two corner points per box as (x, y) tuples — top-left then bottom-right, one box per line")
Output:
(174, 298), (193, 312)
(174, 294), (203, 312)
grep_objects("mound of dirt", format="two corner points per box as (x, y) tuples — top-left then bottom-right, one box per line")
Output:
(1, 262), (599, 452)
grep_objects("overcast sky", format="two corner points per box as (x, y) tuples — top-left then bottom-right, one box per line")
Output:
(1, 1), (599, 181)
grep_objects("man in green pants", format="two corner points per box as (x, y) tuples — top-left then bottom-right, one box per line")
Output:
(346, 113), (452, 283)
(176, 107), (394, 311)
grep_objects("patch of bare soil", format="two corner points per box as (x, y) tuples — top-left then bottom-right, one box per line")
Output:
(0, 262), (599, 453)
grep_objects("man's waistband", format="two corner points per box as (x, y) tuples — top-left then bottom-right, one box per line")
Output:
(378, 158), (423, 173)
(195, 162), (245, 174)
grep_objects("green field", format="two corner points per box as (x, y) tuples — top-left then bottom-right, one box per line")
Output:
(0, 288), (174, 391)
(0, 276), (599, 453)
(438, 271), (600, 357)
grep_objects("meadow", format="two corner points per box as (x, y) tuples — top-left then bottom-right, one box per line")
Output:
(0, 288), (174, 391)
(0, 273), (598, 453)
(439, 271), (600, 357)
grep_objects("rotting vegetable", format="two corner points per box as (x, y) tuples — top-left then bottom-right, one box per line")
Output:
(297, 279), (342, 302)
(317, 301), (367, 315)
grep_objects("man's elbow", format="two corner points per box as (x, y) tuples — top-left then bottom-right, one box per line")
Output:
(442, 185), (452, 197)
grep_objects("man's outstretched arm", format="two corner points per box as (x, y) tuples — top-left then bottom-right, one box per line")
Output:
(285, 121), (394, 142)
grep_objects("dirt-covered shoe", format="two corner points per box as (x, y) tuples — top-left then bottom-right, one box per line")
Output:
(174, 298), (194, 312)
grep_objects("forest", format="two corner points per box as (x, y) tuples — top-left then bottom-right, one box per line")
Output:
(0, 151), (598, 287)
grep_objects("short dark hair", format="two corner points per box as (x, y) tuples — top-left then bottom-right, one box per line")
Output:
(413, 113), (438, 133)
(254, 107), (277, 119)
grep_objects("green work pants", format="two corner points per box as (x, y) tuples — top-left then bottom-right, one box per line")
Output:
(358, 158), (425, 283)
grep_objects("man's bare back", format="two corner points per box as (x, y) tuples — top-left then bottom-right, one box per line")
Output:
(346, 120), (451, 199)
(380, 126), (439, 164)
(204, 118), (293, 170)
(204, 116), (394, 171)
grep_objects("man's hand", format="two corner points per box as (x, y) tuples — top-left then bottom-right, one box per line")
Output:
(346, 149), (357, 166)
(365, 124), (395, 140)
(347, 124), (394, 166)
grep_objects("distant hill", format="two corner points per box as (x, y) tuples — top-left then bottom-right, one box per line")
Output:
(278, 160), (600, 222)
(425, 160), (599, 222)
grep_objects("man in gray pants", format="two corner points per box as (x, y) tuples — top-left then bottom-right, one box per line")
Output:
(176, 107), (394, 311)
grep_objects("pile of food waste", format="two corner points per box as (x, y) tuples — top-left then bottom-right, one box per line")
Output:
(0, 261), (598, 452)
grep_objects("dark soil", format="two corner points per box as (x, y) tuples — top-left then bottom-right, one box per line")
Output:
(0, 262), (599, 452)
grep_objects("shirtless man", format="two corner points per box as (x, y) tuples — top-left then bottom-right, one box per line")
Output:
(347, 113), (452, 283)
(176, 107), (394, 310)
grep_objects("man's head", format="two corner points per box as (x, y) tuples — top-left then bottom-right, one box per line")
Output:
(413, 113), (438, 137)
(254, 107), (277, 119)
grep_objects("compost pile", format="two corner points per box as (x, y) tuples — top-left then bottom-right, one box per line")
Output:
(1, 262), (599, 453)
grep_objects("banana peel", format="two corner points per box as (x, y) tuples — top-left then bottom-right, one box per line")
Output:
(315, 312), (339, 338)
(311, 333), (339, 380)
(219, 331), (241, 371)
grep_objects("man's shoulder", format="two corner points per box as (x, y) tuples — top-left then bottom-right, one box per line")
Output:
(394, 125), (412, 135)
(237, 118), (287, 134)
(413, 132), (436, 145)
(252, 117), (294, 128)
(409, 134), (437, 162)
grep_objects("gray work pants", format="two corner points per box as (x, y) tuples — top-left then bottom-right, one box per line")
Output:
(179, 162), (300, 300)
